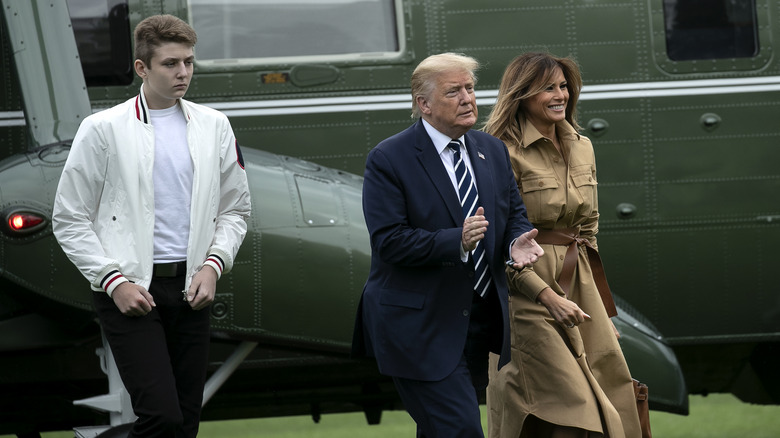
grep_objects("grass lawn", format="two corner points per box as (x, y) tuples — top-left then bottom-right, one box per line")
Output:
(13, 393), (780, 437)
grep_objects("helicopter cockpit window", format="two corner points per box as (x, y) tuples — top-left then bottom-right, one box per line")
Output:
(66, 0), (133, 86)
(188, 0), (400, 63)
(663, 0), (758, 61)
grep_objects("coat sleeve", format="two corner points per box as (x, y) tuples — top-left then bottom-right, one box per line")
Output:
(579, 146), (599, 250)
(52, 117), (128, 295)
(205, 119), (251, 277)
(362, 147), (462, 267)
(498, 141), (552, 301)
(501, 142), (534, 252)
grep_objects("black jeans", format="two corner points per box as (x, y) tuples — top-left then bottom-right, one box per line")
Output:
(93, 276), (210, 438)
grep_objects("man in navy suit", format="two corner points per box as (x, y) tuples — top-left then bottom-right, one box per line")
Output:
(352, 53), (543, 437)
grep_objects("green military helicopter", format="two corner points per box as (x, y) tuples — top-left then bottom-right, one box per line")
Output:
(1, 0), (777, 436)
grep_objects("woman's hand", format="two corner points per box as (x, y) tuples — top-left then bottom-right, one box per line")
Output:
(537, 287), (591, 329)
(610, 318), (621, 339)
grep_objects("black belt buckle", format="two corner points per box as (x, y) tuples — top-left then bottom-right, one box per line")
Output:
(153, 261), (186, 278)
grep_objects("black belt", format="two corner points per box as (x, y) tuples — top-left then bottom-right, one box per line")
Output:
(153, 261), (187, 278)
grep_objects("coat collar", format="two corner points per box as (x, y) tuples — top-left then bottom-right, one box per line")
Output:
(520, 119), (580, 149)
(414, 120), (462, 224)
(464, 130), (495, 243)
(413, 120), (496, 237)
(134, 84), (191, 125)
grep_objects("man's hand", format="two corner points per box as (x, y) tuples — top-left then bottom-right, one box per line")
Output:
(112, 282), (155, 316)
(509, 228), (544, 268)
(187, 265), (217, 310)
(462, 206), (488, 252)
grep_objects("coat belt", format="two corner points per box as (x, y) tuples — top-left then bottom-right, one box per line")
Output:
(535, 227), (617, 317)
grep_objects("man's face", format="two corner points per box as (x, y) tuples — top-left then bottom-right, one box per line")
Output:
(417, 69), (478, 139)
(134, 42), (194, 109)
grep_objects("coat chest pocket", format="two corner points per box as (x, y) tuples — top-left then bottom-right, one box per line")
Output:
(570, 166), (597, 212)
(519, 174), (560, 223)
(571, 167), (596, 187)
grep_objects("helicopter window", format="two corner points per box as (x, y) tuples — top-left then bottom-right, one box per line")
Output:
(663, 0), (758, 61)
(188, 0), (399, 63)
(66, 0), (133, 86)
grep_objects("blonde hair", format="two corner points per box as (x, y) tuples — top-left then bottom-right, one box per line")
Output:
(483, 52), (582, 147)
(410, 53), (480, 119)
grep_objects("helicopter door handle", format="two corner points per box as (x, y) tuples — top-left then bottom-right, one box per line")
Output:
(586, 118), (609, 137)
(616, 203), (636, 219)
(700, 113), (721, 131)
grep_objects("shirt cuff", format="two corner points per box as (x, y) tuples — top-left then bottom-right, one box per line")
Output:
(508, 237), (518, 260)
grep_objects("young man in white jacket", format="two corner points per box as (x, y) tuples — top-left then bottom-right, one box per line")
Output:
(52, 14), (251, 437)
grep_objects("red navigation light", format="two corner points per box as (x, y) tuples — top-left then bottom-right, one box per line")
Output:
(5, 211), (46, 234)
(10, 214), (24, 230)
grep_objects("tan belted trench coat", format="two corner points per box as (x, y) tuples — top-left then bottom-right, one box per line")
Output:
(487, 121), (641, 438)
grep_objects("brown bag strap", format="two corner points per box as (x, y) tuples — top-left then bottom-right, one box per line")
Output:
(633, 378), (649, 401)
(535, 228), (618, 317)
(633, 379), (652, 438)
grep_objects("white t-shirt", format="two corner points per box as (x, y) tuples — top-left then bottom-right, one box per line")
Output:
(149, 104), (193, 263)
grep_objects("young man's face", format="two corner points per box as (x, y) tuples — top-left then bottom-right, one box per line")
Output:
(134, 42), (194, 109)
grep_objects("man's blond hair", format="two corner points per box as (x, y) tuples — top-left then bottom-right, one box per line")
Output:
(410, 53), (479, 119)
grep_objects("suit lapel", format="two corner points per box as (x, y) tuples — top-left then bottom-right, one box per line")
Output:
(414, 122), (462, 224)
(465, 132), (496, 254)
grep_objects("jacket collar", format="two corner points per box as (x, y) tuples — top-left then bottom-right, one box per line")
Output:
(413, 120), (496, 235)
(414, 120), (462, 224)
(420, 118), (466, 154)
(520, 119), (580, 149)
(134, 84), (191, 125)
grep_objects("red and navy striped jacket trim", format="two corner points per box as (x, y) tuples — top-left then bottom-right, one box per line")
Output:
(206, 254), (225, 275)
(134, 91), (190, 124)
(134, 94), (148, 124)
(101, 270), (125, 291)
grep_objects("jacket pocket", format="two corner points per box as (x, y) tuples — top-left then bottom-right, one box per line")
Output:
(379, 289), (425, 309)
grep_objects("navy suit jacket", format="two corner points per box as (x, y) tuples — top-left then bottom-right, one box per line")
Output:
(352, 119), (533, 381)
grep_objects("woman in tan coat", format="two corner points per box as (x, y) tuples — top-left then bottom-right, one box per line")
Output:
(483, 52), (642, 438)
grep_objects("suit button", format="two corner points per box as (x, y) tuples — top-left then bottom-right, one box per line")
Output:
(462, 310), (469, 317)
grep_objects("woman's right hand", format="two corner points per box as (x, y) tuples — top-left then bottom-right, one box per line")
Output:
(537, 287), (591, 329)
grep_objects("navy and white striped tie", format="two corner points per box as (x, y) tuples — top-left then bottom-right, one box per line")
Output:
(448, 140), (492, 297)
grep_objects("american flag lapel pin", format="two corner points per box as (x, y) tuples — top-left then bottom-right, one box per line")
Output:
(478, 152), (485, 160)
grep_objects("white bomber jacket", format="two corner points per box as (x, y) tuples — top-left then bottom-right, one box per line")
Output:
(52, 86), (251, 296)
